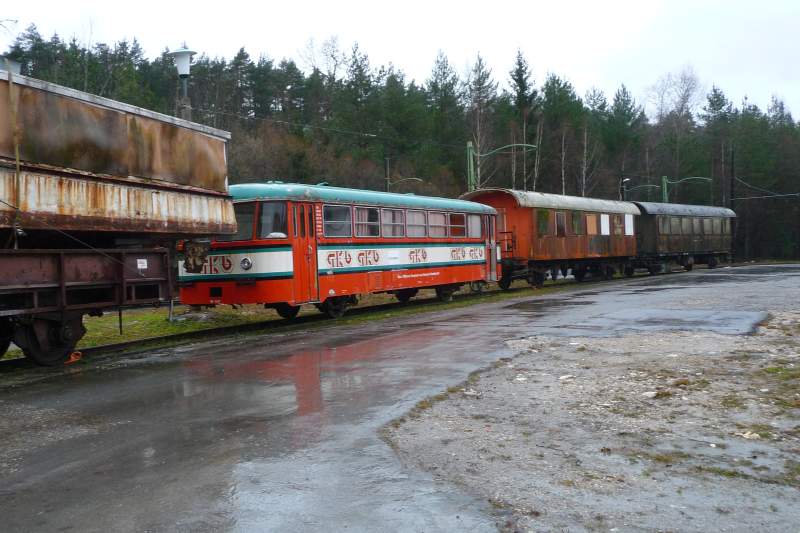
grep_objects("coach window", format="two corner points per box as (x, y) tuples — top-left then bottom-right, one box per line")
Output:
(323, 205), (352, 237)
(258, 201), (288, 239)
(586, 213), (598, 235)
(681, 217), (692, 235)
(381, 209), (404, 237)
(702, 217), (712, 234)
(556, 211), (567, 237)
(723, 218), (731, 234)
(670, 216), (682, 235)
(658, 215), (670, 235)
(537, 209), (551, 236)
(600, 214), (611, 236)
(692, 217), (702, 234)
(355, 207), (380, 237)
(467, 214), (483, 238)
(712, 217), (722, 234)
(612, 214), (623, 236)
(218, 202), (255, 241)
(407, 210), (427, 237)
(624, 214), (635, 236)
(449, 213), (466, 237)
(571, 211), (584, 235)
(428, 212), (447, 237)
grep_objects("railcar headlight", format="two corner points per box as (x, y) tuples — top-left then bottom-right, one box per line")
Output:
(240, 257), (253, 271)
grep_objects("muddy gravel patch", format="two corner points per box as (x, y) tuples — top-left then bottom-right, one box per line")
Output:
(383, 312), (800, 532)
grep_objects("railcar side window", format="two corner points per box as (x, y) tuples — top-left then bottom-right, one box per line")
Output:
(658, 216), (670, 235)
(572, 211), (584, 235)
(381, 209), (405, 237)
(323, 205), (353, 237)
(712, 218), (722, 234)
(624, 214), (635, 236)
(537, 209), (551, 236)
(218, 202), (255, 241)
(612, 214), (623, 236)
(556, 211), (567, 237)
(670, 217), (682, 235)
(702, 218), (712, 234)
(258, 202), (288, 239)
(693, 217), (702, 234)
(586, 214), (598, 235)
(428, 212), (447, 237)
(723, 218), (731, 234)
(681, 217), (692, 235)
(600, 214), (610, 236)
(467, 214), (482, 238)
(449, 213), (466, 237)
(355, 207), (380, 237)
(407, 210), (427, 237)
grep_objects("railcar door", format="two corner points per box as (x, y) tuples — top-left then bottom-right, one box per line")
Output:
(291, 202), (319, 303)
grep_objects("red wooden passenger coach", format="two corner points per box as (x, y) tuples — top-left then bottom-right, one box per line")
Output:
(461, 188), (640, 287)
(180, 183), (497, 318)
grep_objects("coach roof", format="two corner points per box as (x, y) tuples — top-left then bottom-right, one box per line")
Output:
(633, 202), (736, 217)
(230, 182), (496, 214)
(461, 188), (640, 215)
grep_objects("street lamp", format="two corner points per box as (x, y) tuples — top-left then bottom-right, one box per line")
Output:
(467, 142), (537, 191)
(168, 44), (195, 120)
(619, 178), (631, 200)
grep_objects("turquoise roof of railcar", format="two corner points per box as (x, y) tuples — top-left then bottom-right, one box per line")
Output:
(229, 182), (496, 214)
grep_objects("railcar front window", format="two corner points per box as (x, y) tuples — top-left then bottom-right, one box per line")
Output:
(429, 212), (447, 237)
(381, 209), (405, 237)
(449, 213), (466, 237)
(407, 210), (427, 237)
(323, 205), (353, 237)
(258, 202), (288, 238)
(355, 207), (380, 237)
(218, 202), (255, 241)
(467, 214), (482, 238)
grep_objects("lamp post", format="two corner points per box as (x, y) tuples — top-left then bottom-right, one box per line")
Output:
(168, 44), (195, 121)
(619, 178), (631, 200)
(467, 142), (537, 191)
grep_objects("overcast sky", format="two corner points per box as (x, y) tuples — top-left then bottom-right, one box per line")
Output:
(2, 0), (798, 117)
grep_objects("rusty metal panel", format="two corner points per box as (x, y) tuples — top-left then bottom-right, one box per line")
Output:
(0, 74), (229, 193)
(0, 166), (236, 235)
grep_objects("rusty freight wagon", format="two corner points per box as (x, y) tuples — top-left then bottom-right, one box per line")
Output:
(461, 188), (640, 288)
(631, 202), (735, 272)
(0, 70), (235, 364)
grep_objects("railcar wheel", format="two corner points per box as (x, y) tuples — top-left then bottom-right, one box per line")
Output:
(15, 317), (85, 366)
(603, 265), (616, 280)
(0, 319), (12, 357)
(435, 286), (457, 302)
(469, 282), (485, 294)
(708, 256), (718, 269)
(320, 297), (348, 319)
(624, 265), (635, 278)
(529, 271), (545, 288)
(683, 258), (694, 271)
(573, 267), (587, 282)
(498, 276), (512, 290)
(274, 303), (301, 320)
(395, 288), (418, 303)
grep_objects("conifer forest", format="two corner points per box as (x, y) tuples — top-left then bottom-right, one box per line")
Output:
(5, 25), (799, 258)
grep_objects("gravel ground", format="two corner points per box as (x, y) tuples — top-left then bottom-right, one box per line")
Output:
(383, 312), (800, 532)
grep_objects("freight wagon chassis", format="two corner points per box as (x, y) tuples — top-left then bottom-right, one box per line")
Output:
(0, 248), (171, 365)
(632, 252), (730, 274)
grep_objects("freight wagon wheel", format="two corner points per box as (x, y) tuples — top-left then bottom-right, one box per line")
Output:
(15, 318), (85, 366)
(321, 297), (348, 319)
(0, 319), (12, 358)
(707, 256), (718, 269)
(498, 276), (512, 290)
(274, 303), (301, 320)
(395, 288), (419, 303)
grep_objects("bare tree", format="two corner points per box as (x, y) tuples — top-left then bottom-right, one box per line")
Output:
(465, 54), (498, 188)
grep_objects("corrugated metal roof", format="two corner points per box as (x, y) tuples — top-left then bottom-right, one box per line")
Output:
(230, 182), (497, 214)
(461, 188), (640, 215)
(633, 202), (736, 217)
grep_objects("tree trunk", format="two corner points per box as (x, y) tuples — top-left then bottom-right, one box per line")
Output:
(561, 127), (567, 195)
(522, 112), (527, 190)
(533, 120), (543, 191)
(580, 121), (589, 196)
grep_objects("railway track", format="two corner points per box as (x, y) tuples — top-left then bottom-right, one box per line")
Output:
(0, 264), (734, 373)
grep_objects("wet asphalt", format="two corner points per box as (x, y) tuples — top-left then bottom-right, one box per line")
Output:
(1, 264), (798, 532)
